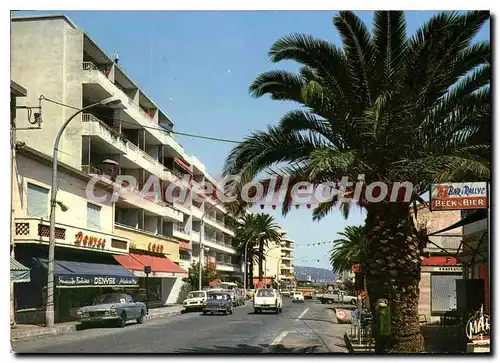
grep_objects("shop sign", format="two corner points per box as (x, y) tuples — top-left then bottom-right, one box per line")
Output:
(148, 243), (164, 253)
(56, 274), (138, 287)
(466, 306), (490, 341)
(430, 182), (488, 211)
(352, 264), (362, 273)
(433, 266), (463, 272)
(74, 231), (106, 249)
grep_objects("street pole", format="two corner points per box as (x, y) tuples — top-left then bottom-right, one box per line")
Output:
(243, 232), (265, 295)
(276, 257), (282, 292)
(264, 245), (280, 288)
(46, 97), (123, 327)
(144, 265), (151, 315)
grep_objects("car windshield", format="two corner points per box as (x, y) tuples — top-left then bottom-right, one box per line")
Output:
(188, 292), (205, 298)
(257, 290), (275, 297)
(208, 293), (227, 300)
(95, 294), (126, 304)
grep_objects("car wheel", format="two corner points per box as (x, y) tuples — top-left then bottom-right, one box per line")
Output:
(254, 308), (259, 314)
(136, 310), (145, 324)
(202, 311), (207, 315)
(118, 312), (127, 328)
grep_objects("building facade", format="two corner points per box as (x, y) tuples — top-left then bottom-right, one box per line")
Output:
(252, 231), (295, 287)
(412, 205), (463, 324)
(11, 14), (242, 319)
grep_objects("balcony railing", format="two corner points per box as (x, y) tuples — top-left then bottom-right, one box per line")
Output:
(127, 142), (161, 167)
(82, 113), (125, 141)
(173, 223), (189, 233)
(82, 61), (111, 77)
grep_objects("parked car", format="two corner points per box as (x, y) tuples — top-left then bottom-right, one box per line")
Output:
(281, 289), (291, 298)
(316, 290), (359, 305)
(253, 288), (282, 314)
(183, 290), (208, 311)
(203, 291), (233, 315)
(291, 291), (305, 303)
(246, 289), (256, 299)
(77, 293), (146, 328)
(234, 289), (246, 306)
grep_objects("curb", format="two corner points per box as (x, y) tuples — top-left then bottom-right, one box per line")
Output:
(11, 310), (184, 341)
(144, 310), (183, 321)
(11, 324), (78, 341)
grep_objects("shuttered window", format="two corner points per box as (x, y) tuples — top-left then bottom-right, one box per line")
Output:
(27, 183), (49, 219)
(431, 274), (462, 313)
(87, 203), (101, 230)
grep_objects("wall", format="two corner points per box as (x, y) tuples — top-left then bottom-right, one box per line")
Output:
(14, 154), (114, 231)
(253, 241), (282, 279)
(11, 17), (85, 168)
(114, 225), (180, 262)
(411, 207), (462, 252)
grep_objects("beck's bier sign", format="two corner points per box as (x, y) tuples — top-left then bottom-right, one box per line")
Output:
(430, 182), (488, 211)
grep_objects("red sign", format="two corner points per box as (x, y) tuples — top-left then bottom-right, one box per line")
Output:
(352, 264), (362, 273)
(74, 231), (106, 248)
(430, 183), (488, 211)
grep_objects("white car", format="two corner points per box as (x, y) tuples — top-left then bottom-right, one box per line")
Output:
(291, 291), (305, 303)
(183, 290), (208, 311)
(253, 288), (283, 314)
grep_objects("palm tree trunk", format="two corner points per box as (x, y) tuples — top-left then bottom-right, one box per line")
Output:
(258, 238), (264, 281)
(364, 202), (425, 353)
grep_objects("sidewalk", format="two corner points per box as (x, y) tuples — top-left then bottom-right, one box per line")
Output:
(11, 304), (184, 341)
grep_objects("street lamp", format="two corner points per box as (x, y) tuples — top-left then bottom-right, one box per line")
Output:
(46, 96), (125, 327)
(263, 244), (281, 285)
(243, 231), (265, 294)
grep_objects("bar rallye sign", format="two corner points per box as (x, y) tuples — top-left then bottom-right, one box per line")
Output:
(430, 182), (488, 211)
(56, 275), (138, 287)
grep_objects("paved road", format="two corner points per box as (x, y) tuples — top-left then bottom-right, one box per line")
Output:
(12, 299), (349, 353)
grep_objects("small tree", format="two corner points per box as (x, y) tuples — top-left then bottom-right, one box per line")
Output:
(186, 262), (219, 290)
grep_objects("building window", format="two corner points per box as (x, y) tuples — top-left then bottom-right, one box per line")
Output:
(87, 203), (101, 230)
(27, 183), (49, 219)
(431, 274), (462, 314)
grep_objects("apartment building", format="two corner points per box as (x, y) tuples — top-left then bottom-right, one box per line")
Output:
(11, 14), (241, 312)
(252, 231), (295, 287)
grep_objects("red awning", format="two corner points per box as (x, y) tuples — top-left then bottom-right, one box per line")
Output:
(422, 256), (459, 266)
(174, 158), (192, 174)
(114, 253), (186, 277)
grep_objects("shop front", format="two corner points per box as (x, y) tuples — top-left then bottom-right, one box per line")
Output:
(114, 253), (187, 307)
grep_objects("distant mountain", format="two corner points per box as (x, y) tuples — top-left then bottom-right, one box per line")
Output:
(294, 265), (337, 283)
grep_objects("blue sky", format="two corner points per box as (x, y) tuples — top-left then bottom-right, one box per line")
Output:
(13, 10), (490, 270)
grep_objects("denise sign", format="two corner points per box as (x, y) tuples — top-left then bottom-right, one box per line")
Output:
(430, 182), (488, 211)
(56, 275), (138, 287)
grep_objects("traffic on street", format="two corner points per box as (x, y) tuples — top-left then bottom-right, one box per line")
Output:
(12, 298), (349, 354)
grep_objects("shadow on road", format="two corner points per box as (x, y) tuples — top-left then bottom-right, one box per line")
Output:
(174, 343), (326, 354)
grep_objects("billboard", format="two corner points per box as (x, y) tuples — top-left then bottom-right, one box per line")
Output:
(430, 182), (488, 211)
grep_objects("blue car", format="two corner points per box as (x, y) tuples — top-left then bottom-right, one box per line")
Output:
(202, 292), (233, 315)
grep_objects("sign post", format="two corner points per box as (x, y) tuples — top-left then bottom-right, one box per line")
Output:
(144, 265), (151, 315)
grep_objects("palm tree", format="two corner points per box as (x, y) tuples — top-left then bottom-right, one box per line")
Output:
(330, 225), (367, 274)
(235, 213), (282, 286)
(223, 11), (490, 353)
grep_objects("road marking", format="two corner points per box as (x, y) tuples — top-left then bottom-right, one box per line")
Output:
(295, 308), (310, 321)
(270, 331), (289, 346)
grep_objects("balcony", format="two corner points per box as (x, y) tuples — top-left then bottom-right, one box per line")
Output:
(81, 114), (175, 183)
(81, 170), (183, 222)
(14, 217), (130, 255)
(281, 245), (293, 251)
(173, 223), (191, 241)
(215, 263), (242, 273)
(192, 234), (238, 255)
(81, 63), (183, 156)
(204, 215), (235, 237)
(281, 255), (293, 260)
(280, 264), (293, 270)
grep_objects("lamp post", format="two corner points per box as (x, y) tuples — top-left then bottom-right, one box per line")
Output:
(46, 96), (124, 327)
(144, 265), (151, 315)
(276, 257), (283, 292)
(243, 232), (265, 295)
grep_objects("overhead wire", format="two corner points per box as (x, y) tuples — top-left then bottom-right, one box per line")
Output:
(40, 96), (242, 144)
